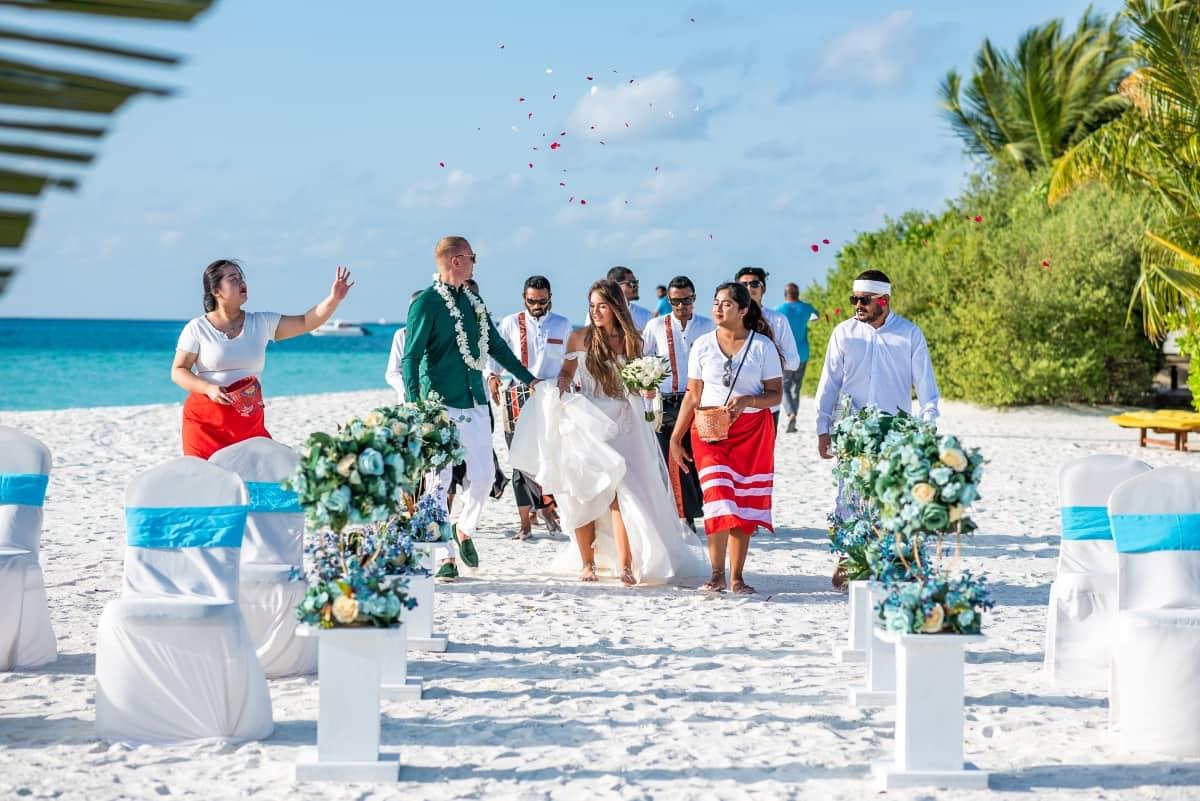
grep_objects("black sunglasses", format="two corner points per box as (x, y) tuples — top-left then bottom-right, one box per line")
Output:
(524, 297), (550, 306)
(739, 279), (763, 289)
(722, 358), (733, 387)
(618, 279), (640, 288)
(849, 295), (877, 306)
(668, 296), (695, 306)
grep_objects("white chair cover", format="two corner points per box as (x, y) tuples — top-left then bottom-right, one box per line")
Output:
(0, 426), (56, 670)
(1108, 466), (1200, 756)
(95, 456), (273, 744)
(210, 437), (315, 677)
(1044, 454), (1150, 689)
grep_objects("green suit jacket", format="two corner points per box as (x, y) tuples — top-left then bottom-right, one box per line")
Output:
(401, 283), (534, 408)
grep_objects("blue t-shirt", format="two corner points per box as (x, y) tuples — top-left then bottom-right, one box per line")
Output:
(775, 300), (818, 363)
(655, 296), (672, 316)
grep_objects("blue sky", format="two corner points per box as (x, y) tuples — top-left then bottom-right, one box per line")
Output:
(2, 0), (1115, 323)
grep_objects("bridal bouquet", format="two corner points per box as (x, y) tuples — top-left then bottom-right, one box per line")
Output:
(620, 356), (671, 422)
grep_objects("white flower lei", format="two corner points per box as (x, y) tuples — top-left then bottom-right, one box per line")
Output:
(431, 274), (491, 371)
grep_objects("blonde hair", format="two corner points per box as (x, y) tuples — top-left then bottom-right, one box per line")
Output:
(584, 279), (643, 399)
(435, 236), (471, 261)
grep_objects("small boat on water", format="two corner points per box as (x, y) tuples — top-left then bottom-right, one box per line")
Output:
(311, 320), (369, 337)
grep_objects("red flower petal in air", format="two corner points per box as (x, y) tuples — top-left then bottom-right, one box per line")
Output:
(528, 112), (533, 119)
(550, 141), (561, 150)
(579, 199), (587, 205)
(528, 162), (534, 168)
(811, 244), (819, 252)
(822, 238), (830, 245)
(1042, 259), (1050, 268)
(439, 161), (445, 168)
(834, 308), (842, 316)
(586, 75), (593, 81)
(559, 181), (566, 186)
(974, 215), (983, 223)
(590, 125), (596, 130)
(560, 131), (567, 136)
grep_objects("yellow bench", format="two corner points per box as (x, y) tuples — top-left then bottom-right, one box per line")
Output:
(1109, 410), (1200, 452)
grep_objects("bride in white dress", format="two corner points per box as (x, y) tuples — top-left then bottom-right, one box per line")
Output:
(509, 279), (705, 586)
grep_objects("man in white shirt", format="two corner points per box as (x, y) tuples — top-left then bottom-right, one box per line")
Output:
(608, 265), (654, 331)
(384, 291), (423, 402)
(815, 269), (940, 460)
(486, 275), (571, 540)
(734, 267), (801, 429)
(642, 275), (715, 532)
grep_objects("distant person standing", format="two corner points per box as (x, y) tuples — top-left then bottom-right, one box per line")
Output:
(775, 282), (818, 434)
(172, 259), (354, 459)
(384, 290), (423, 403)
(642, 276), (714, 531)
(734, 267), (800, 429)
(486, 275), (570, 540)
(815, 269), (940, 460)
(607, 265), (654, 331)
(654, 284), (671, 318)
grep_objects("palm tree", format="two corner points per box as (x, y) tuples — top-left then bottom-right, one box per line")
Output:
(0, 0), (215, 296)
(1049, 0), (1200, 339)
(940, 8), (1134, 172)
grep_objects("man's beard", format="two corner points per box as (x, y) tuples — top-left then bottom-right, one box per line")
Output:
(527, 307), (547, 318)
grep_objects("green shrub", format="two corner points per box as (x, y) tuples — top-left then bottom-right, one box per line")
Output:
(802, 167), (1160, 406)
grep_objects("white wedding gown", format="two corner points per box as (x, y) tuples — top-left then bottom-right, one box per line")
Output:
(509, 352), (707, 585)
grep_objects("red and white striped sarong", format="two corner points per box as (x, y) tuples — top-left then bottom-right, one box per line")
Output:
(690, 409), (775, 536)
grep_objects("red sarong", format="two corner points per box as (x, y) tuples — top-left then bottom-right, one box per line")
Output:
(690, 409), (775, 536)
(181, 381), (270, 460)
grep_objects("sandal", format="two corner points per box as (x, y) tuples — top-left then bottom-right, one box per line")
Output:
(731, 581), (757, 595)
(620, 568), (637, 587)
(698, 576), (727, 593)
(579, 563), (598, 582)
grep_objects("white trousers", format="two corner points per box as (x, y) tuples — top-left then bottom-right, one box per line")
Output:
(428, 404), (494, 537)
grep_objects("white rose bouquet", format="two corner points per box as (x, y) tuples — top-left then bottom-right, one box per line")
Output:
(620, 356), (671, 422)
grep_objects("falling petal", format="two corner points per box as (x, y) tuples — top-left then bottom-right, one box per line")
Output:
(624, 121), (629, 127)
(1042, 259), (1050, 268)
(599, 140), (606, 145)
(499, 43), (505, 49)
(690, 17), (695, 22)
(590, 124), (596, 130)
(552, 94), (558, 100)
(560, 131), (567, 136)
(519, 97), (525, 102)
(579, 199), (587, 205)
(822, 238), (830, 245)
(810, 244), (819, 253)
(559, 181), (566, 186)
(624, 200), (629, 205)
(629, 79), (635, 84)
(550, 141), (561, 150)
(834, 308), (842, 317)
(974, 215), (983, 223)
(586, 75), (593, 80)
(708, 233), (713, 240)
(528, 112), (534, 119)
(654, 165), (660, 171)
(568, 196), (574, 203)
(439, 161), (445, 168)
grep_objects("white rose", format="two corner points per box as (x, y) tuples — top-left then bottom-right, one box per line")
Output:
(920, 603), (945, 633)
(364, 410), (384, 427)
(422, 423), (435, 435)
(856, 456), (871, 477)
(335, 454), (357, 477)
(940, 447), (968, 472)
(949, 504), (966, 522)
(911, 482), (937, 504)
(332, 594), (359, 624)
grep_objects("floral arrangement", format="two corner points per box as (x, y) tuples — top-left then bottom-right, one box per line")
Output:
(869, 428), (984, 543)
(295, 528), (417, 628)
(620, 356), (671, 421)
(828, 511), (876, 582)
(830, 406), (930, 503)
(876, 570), (994, 635)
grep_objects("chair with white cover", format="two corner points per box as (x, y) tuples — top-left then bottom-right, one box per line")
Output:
(0, 426), (56, 670)
(95, 456), (273, 744)
(1108, 465), (1200, 756)
(1044, 454), (1151, 689)
(210, 437), (316, 677)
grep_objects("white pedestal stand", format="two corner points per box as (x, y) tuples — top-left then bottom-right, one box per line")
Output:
(379, 617), (422, 701)
(295, 626), (399, 782)
(872, 630), (988, 790)
(850, 582), (895, 707)
(407, 545), (448, 652)
(834, 580), (870, 663)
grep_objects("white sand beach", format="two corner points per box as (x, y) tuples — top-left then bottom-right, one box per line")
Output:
(2, 391), (1199, 800)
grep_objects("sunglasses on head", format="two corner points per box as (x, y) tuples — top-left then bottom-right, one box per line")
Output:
(740, 279), (763, 289)
(850, 294), (877, 306)
(668, 296), (695, 306)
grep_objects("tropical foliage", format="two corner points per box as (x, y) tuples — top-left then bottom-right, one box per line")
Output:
(0, 0), (214, 296)
(940, 9), (1133, 172)
(1049, 0), (1200, 340)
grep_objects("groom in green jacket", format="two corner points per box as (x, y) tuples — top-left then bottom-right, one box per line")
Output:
(402, 235), (538, 579)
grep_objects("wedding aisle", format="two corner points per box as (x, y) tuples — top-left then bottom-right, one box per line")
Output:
(1, 390), (1198, 800)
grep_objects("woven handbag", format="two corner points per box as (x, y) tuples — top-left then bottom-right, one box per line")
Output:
(694, 331), (755, 443)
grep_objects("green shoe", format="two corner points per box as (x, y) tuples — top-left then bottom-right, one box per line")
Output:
(455, 530), (480, 568)
(435, 561), (459, 581)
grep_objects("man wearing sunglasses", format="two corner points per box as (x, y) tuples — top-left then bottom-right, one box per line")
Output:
(734, 267), (801, 430)
(607, 265), (654, 331)
(486, 275), (571, 541)
(641, 275), (715, 532)
(814, 269), (940, 461)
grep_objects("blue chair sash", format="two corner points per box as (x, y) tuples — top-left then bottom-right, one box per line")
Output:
(125, 505), (248, 549)
(246, 482), (302, 514)
(1061, 506), (1111, 541)
(0, 473), (49, 507)
(1111, 512), (1200, 553)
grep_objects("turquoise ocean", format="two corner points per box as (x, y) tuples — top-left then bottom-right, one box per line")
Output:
(0, 318), (402, 411)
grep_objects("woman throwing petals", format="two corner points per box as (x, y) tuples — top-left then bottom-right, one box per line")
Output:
(171, 260), (354, 459)
(669, 282), (782, 594)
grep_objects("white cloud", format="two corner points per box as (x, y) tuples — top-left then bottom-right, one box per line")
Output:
(567, 71), (709, 142)
(781, 10), (920, 99)
(396, 169), (478, 209)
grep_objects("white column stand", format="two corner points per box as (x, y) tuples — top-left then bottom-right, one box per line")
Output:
(872, 630), (988, 790)
(407, 545), (448, 652)
(295, 626), (399, 782)
(834, 580), (870, 663)
(849, 582), (895, 707)
(379, 606), (422, 701)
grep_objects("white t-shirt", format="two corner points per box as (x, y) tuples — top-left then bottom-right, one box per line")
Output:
(687, 330), (784, 409)
(176, 311), (282, 387)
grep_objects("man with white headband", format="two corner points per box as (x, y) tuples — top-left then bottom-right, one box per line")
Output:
(815, 269), (940, 459)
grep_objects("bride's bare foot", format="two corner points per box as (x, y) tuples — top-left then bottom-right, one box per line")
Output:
(580, 563), (598, 582)
(620, 567), (636, 587)
(730, 580), (756, 595)
(698, 574), (727, 593)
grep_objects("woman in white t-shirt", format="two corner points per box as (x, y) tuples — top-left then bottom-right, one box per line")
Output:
(668, 282), (783, 595)
(171, 259), (354, 458)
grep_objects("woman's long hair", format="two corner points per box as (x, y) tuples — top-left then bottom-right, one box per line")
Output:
(584, 279), (643, 398)
(713, 281), (774, 342)
(202, 258), (242, 313)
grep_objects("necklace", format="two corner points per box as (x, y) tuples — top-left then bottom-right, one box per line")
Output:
(207, 311), (245, 340)
(431, 275), (491, 371)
